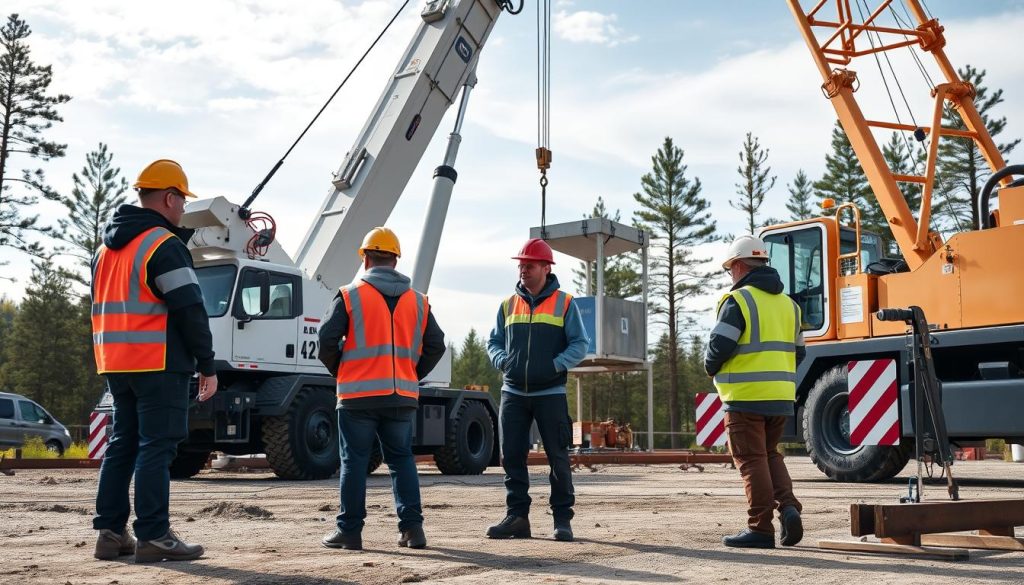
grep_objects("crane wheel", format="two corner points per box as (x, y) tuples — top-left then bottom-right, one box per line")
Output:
(263, 387), (339, 480)
(433, 400), (494, 475)
(803, 365), (911, 483)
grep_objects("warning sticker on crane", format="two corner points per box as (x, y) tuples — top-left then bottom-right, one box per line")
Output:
(848, 359), (899, 446)
(840, 286), (864, 324)
(88, 412), (110, 460)
(695, 392), (727, 447)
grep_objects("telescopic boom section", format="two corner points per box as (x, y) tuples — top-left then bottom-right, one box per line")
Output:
(786, 0), (1007, 270)
(294, 0), (502, 291)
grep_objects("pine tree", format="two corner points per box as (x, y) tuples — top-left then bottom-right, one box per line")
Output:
(934, 65), (1020, 232)
(56, 143), (129, 285)
(633, 137), (717, 448)
(2, 262), (94, 424)
(881, 132), (926, 253)
(731, 132), (776, 234)
(0, 295), (15, 385)
(0, 14), (71, 260)
(451, 329), (501, 404)
(813, 122), (890, 245)
(571, 196), (641, 298)
(785, 169), (815, 221)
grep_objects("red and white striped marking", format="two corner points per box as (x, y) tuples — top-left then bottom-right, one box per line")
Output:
(848, 359), (900, 446)
(695, 392), (727, 447)
(88, 412), (110, 460)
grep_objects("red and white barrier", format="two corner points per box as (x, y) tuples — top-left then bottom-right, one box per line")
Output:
(695, 392), (727, 447)
(88, 412), (110, 460)
(848, 359), (899, 446)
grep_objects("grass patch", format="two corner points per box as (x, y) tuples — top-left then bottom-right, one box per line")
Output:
(0, 436), (89, 459)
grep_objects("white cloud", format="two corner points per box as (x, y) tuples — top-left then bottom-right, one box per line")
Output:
(553, 10), (635, 47)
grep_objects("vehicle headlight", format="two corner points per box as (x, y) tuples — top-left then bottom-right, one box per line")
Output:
(64, 428), (71, 437)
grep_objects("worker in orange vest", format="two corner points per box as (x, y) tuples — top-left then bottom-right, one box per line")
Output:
(318, 227), (446, 551)
(91, 159), (217, 563)
(486, 238), (589, 542)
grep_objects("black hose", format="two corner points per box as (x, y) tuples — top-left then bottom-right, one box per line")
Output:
(877, 308), (914, 322)
(979, 164), (1024, 229)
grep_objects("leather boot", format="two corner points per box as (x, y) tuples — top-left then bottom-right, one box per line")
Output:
(398, 524), (427, 549)
(485, 515), (531, 539)
(722, 529), (775, 549)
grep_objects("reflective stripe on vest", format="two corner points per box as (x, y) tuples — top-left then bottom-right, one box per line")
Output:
(503, 290), (571, 328)
(91, 227), (175, 374)
(336, 282), (428, 402)
(712, 286), (800, 402)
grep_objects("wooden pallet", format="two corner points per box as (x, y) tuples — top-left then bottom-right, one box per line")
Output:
(819, 500), (1024, 561)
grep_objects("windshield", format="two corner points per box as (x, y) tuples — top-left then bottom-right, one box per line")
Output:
(839, 228), (884, 267)
(196, 265), (237, 317)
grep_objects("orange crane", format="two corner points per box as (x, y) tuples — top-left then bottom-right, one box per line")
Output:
(764, 0), (1024, 481)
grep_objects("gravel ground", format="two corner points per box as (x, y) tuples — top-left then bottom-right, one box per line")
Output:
(1, 457), (1023, 584)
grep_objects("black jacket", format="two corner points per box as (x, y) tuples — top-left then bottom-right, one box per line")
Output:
(93, 205), (216, 376)
(704, 266), (805, 375)
(318, 267), (446, 410)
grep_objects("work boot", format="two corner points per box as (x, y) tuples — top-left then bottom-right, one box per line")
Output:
(94, 528), (136, 560)
(552, 519), (573, 542)
(722, 529), (775, 549)
(398, 524), (427, 549)
(485, 514), (531, 539)
(135, 528), (204, 562)
(322, 529), (362, 550)
(779, 506), (803, 547)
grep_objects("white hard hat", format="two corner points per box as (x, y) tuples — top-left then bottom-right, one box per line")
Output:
(722, 234), (769, 270)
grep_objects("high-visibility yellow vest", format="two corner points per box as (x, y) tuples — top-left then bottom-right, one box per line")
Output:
(713, 286), (801, 402)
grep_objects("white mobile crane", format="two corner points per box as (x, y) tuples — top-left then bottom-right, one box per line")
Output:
(145, 0), (513, 480)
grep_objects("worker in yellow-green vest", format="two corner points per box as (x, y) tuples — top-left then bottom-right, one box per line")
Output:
(705, 235), (805, 550)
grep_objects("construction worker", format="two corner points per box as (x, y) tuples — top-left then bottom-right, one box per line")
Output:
(318, 227), (445, 551)
(485, 238), (589, 542)
(705, 234), (804, 549)
(91, 159), (216, 562)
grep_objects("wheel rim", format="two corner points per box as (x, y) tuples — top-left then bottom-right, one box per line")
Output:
(822, 392), (862, 456)
(466, 419), (486, 458)
(305, 409), (334, 457)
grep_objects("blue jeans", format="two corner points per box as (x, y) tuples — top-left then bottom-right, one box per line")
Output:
(336, 407), (422, 533)
(499, 392), (575, 521)
(93, 372), (189, 541)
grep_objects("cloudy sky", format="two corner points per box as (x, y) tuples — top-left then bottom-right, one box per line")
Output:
(3, 0), (1023, 346)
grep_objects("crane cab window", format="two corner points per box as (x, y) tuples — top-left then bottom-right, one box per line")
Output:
(235, 269), (302, 320)
(763, 228), (825, 333)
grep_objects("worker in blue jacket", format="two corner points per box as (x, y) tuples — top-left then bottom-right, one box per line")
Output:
(486, 238), (589, 542)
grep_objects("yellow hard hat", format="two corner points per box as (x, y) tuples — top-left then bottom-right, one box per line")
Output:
(133, 159), (197, 198)
(359, 227), (401, 258)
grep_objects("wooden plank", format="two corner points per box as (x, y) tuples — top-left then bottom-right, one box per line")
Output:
(872, 500), (1024, 538)
(921, 533), (1024, 551)
(819, 539), (970, 561)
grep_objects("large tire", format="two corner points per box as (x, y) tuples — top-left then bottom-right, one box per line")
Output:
(803, 366), (911, 482)
(433, 400), (494, 475)
(263, 387), (339, 480)
(169, 449), (211, 479)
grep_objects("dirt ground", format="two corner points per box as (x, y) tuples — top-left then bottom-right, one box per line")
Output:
(1, 457), (1023, 584)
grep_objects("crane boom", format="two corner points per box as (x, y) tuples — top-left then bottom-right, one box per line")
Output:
(785, 0), (1007, 269)
(294, 0), (502, 291)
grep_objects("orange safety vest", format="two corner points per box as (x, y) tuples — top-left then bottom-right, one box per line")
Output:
(91, 227), (176, 374)
(336, 281), (428, 402)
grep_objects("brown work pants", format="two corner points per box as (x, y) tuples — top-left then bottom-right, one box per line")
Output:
(725, 411), (802, 534)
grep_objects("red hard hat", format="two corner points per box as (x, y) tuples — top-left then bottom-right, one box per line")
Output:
(512, 238), (555, 264)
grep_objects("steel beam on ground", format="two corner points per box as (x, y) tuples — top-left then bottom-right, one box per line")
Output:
(0, 458), (101, 470)
(866, 500), (1024, 538)
(526, 450), (733, 466)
